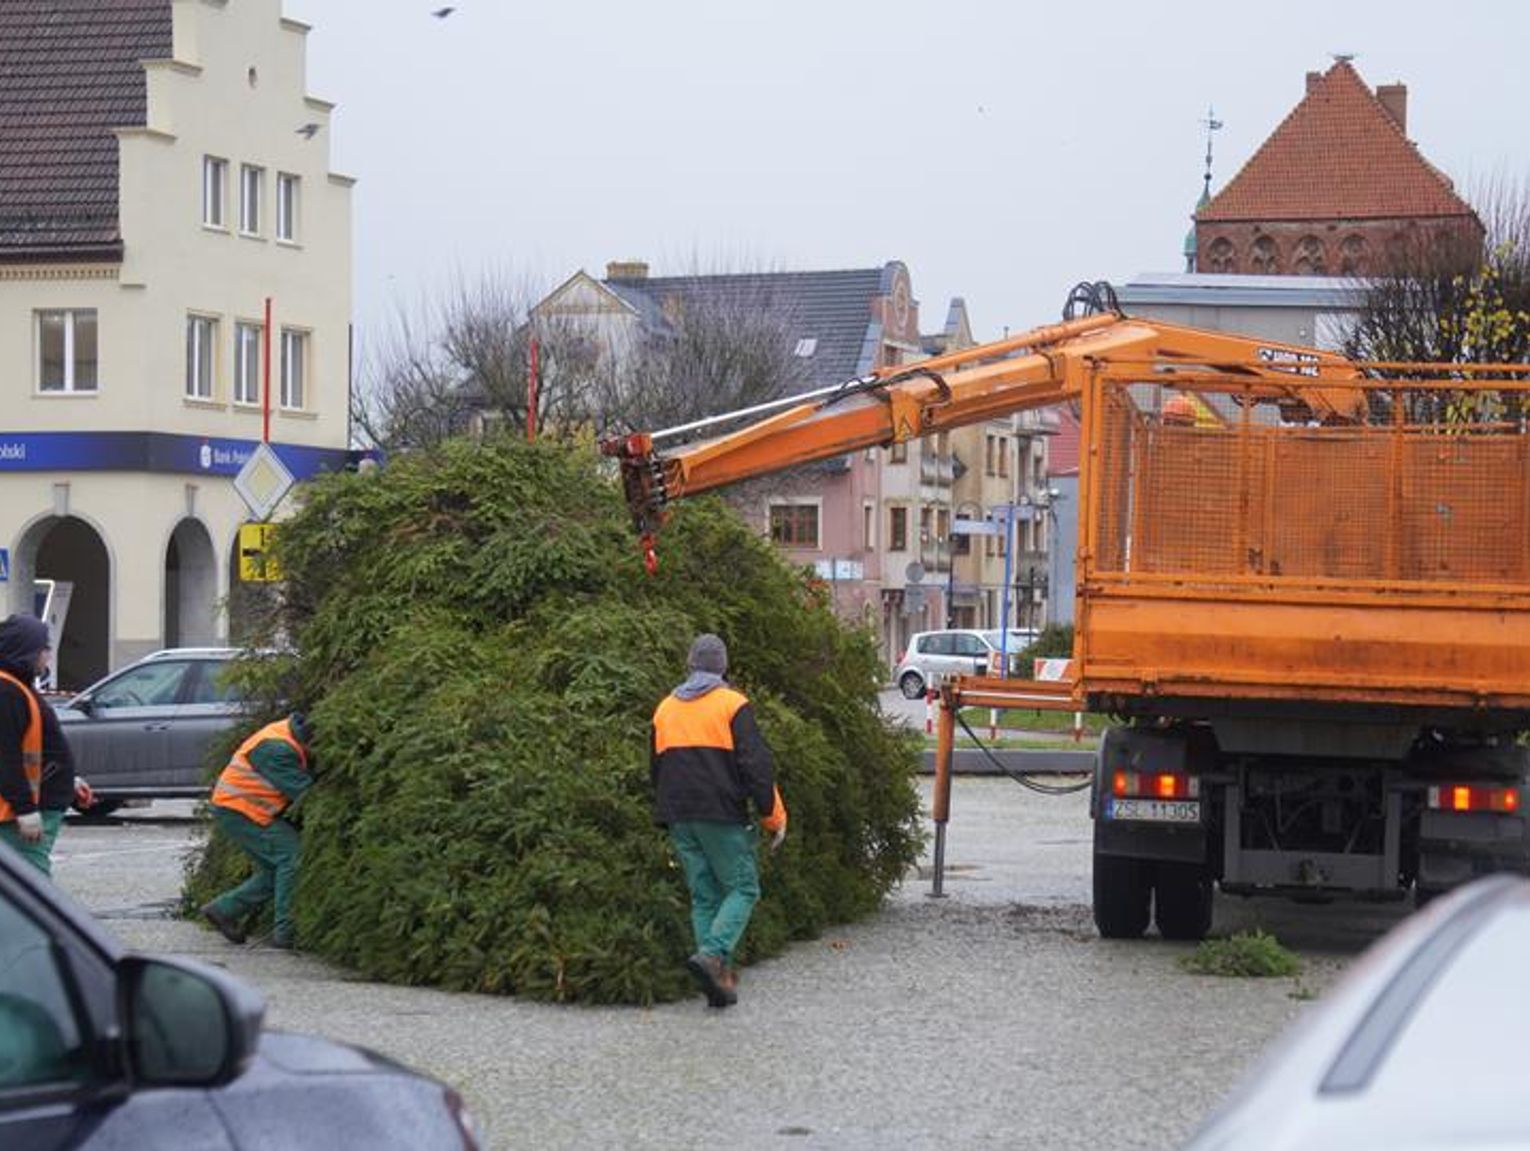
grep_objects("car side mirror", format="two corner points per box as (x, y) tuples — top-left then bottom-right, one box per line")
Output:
(120, 955), (265, 1088)
(72, 696), (93, 717)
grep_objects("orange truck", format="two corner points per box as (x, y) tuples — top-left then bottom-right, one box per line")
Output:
(603, 284), (1530, 940)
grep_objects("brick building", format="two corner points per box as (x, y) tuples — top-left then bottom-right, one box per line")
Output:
(1193, 61), (1482, 276)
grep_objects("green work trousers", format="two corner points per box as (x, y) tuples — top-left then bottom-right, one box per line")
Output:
(0, 811), (66, 877)
(208, 808), (302, 945)
(670, 820), (760, 964)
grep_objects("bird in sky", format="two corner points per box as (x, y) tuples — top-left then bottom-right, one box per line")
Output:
(432, 6), (455, 16)
(296, 123), (320, 139)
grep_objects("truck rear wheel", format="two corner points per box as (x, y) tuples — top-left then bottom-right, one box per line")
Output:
(1153, 862), (1213, 941)
(1093, 851), (1152, 939)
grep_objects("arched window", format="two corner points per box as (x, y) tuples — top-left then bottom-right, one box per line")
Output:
(1250, 236), (1279, 274)
(1293, 235), (1326, 275)
(1206, 237), (1235, 273)
(1339, 234), (1368, 275)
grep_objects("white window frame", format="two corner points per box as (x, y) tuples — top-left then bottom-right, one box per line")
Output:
(234, 321), (263, 406)
(35, 309), (99, 394)
(202, 156), (227, 228)
(276, 172), (299, 242)
(185, 314), (218, 400)
(239, 164), (264, 235)
(279, 327), (308, 410)
(766, 498), (822, 550)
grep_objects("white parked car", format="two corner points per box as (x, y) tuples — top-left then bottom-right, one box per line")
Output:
(893, 629), (1036, 699)
(1185, 874), (1530, 1149)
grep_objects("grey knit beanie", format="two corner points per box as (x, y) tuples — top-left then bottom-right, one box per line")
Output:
(687, 633), (728, 676)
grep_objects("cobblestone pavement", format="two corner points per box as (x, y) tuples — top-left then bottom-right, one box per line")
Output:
(50, 785), (1410, 1150)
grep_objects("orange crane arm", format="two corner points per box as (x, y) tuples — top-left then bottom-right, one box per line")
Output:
(600, 302), (1365, 565)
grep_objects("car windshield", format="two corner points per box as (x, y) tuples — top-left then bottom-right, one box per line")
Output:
(980, 631), (1035, 650)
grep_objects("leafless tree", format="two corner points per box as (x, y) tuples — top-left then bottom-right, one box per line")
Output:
(350, 303), (475, 451)
(594, 279), (813, 435)
(353, 267), (816, 452)
(1344, 175), (1530, 370)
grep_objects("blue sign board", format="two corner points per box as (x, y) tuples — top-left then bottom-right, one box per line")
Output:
(0, 432), (350, 480)
(0, 548), (8, 583)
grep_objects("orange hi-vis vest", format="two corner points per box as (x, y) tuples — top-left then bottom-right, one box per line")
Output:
(0, 670), (42, 823)
(210, 719), (307, 827)
(653, 687), (786, 831)
(653, 685), (750, 756)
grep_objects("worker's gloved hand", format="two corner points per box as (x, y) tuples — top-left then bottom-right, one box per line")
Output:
(74, 778), (95, 809)
(770, 825), (787, 852)
(15, 812), (43, 843)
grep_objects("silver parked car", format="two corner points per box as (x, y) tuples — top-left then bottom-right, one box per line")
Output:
(893, 630), (994, 699)
(893, 629), (1041, 699)
(54, 648), (248, 814)
(1185, 874), (1530, 1150)
(0, 839), (482, 1148)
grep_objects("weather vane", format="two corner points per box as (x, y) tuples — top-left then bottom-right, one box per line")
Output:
(1200, 106), (1223, 199)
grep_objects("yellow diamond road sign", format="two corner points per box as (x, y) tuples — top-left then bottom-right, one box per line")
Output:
(233, 442), (295, 521)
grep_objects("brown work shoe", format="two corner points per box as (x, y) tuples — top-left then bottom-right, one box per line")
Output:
(685, 952), (735, 1008)
(718, 964), (740, 1003)
(200, 902), (247, 945)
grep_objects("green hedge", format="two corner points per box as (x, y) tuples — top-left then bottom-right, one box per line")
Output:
(184, 438), (923, 1004)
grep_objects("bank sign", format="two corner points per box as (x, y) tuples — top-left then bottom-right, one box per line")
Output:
(0, 432), (349, 480)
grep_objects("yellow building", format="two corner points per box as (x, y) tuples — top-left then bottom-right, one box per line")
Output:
(0, 0), (353, 688)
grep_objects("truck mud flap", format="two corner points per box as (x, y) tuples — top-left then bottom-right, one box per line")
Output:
(1094, 821), (1207, 865)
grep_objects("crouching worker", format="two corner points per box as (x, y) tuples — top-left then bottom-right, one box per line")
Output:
(201, 713), (313, 949)
(652, 634), (787, 1008)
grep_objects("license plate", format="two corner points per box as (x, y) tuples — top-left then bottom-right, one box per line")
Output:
(1105, 798), (1201, 824)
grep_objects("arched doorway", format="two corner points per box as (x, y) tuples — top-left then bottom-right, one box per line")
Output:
(165, 518), (219, 647)
(13, 516), (111, 691)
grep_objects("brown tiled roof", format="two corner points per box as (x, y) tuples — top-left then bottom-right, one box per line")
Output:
(1198, 61), (1476, 223)
(0, 0), (173, 261)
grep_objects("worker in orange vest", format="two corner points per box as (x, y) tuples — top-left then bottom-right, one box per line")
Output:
(651, 634), (787, 1008)
(201, 713), (313, 949)
(0, 615), (92, 876)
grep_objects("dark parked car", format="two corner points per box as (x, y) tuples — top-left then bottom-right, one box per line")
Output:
(0, 844), (482, 1149)
(1185, 874), (1530, 1149)
(54, 648), (249, 813)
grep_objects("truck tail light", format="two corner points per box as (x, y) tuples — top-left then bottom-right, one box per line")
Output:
(1427, 785), (1521, 813)
(1112, 771), (1199, 799)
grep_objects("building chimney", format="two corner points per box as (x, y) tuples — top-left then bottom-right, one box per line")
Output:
(1376, 83), (1407, 133)
(1305, 70), (1323, 95)
(605, 260), (649, 281)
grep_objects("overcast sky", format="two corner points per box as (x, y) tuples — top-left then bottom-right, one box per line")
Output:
(283, 0), (1530, 349)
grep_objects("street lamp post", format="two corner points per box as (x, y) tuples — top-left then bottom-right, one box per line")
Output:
(995, 502), (1018, 678)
